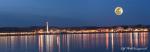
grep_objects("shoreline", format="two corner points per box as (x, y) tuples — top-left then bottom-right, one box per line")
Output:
(0, 31), (149, 36)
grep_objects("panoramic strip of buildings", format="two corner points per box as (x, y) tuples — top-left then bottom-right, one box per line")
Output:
(36, 27), (148, 34)
(0, 21), (149, 35)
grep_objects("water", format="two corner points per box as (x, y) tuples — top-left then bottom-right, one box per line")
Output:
(0, 32), (149, 52)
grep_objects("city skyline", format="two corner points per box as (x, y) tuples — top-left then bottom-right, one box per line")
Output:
(0, 0), (149, 27)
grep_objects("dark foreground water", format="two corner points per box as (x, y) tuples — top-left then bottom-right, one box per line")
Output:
(0, 32), (149, 52)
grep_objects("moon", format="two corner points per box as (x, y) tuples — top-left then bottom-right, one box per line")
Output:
(114, 7), (123, 16)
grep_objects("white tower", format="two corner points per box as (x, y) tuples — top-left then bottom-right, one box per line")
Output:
(46, 21), (49, 33)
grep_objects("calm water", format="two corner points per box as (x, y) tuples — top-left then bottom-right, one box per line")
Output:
(0, 32), (149, 52)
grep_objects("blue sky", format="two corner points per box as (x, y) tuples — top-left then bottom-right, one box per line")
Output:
(0, 0), (149, 27)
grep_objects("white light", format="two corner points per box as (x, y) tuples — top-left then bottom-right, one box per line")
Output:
(115, 7), (123, 16)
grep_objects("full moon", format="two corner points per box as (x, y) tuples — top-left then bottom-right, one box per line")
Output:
(114, 7), (123, 16)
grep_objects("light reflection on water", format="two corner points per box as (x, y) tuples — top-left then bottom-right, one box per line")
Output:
(0, 32), (149, 52)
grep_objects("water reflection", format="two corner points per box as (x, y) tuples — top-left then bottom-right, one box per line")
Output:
(38, 35), (44, 52)
(0, 32), (148, 52)
(111, 33), (114, 52)
(0, 35), (37, 52)
(106, 33), (109, 49)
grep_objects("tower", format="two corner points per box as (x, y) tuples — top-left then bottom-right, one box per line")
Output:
(46, 21), (49, 33)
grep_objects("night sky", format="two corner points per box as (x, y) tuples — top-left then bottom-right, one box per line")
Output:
(0, 0), (149, 27)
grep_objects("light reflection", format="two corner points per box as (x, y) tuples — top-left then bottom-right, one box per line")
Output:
(134, 32), (139, 47)
(45, 35), (54, 52)
(0, 35), (36, 52)
(0, 32), (148, 52)
(144, 32), (148, 47)
(129, 32), (133, 47)
(57, 35), (61, 52)
(67, 35), (70, 52)
(106, 33), (109, 49)
(118, 33), (123, 47)
(111, 33), (114, 52)
(38, 35), (44, 52)
(10, 36), (16, 51)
